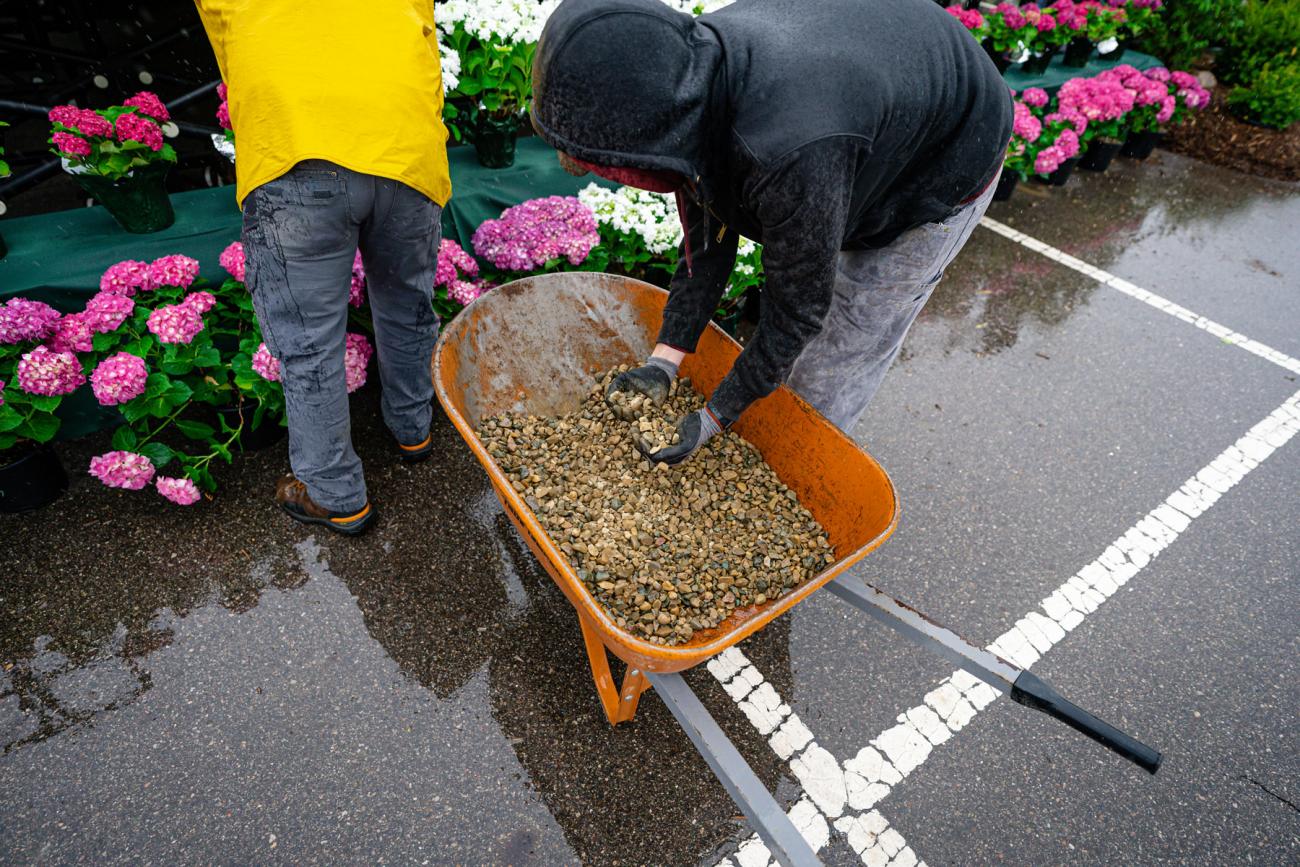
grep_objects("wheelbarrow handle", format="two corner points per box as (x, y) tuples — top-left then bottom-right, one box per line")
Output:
(1010, 671), (1163, 774)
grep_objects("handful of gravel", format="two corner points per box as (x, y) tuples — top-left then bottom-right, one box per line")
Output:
(476, 365), (836, 646)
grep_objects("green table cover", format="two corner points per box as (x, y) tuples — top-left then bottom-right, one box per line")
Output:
(1003, 47), (1163, 94)
(0, 136), (610, 306)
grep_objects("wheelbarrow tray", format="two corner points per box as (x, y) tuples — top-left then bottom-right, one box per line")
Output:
(434, 273), (898, 676)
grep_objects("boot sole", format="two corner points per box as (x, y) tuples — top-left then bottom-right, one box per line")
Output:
(280, 502), (375, 536)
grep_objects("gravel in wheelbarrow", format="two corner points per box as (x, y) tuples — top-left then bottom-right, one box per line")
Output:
(477, 366), (836, 645)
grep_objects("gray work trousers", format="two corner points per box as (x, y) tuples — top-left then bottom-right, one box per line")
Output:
(787, 174), (998, 432)
(243, 160), (441, 512)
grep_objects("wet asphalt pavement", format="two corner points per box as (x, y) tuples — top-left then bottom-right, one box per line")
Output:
(2, 151), (1297, 866)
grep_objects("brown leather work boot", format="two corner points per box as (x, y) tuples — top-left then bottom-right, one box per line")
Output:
(274, 474), (375, 536)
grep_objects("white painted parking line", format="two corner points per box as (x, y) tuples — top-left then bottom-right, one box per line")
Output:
(710, 389), (1300, 866)
(979, 217), (1300, 377)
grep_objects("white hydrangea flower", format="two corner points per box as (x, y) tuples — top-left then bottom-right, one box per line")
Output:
(580, 183), (684, 255)
(439, 40), (461, 95)
(438, 0), (560, 43)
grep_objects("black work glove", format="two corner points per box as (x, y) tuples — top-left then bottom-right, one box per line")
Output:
(639, 405), (729, 465)
(606, 356), (678, 420)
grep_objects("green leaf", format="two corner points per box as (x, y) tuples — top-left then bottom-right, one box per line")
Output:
(27, 394), (61, 413)
(174, 418), (216, 441)
(138, 442), (175, 469)
(111, 425), (139, 451)
(189, 464), (217, 493)
(160, 358), (195, 376)
(121, 399), (151, 423)
(124, 336), (156, 357)
(143, 372), (171, 400)
(16, 413), (59, 443)
(92, 332), (118, 352)
(0, 404), (23, 433)
(193, 343), (222, 368)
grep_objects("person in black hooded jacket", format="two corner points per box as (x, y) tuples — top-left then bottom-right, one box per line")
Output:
(531, 0), (1013, 463)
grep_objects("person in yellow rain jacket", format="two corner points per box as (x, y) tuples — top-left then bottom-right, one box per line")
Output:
(195, 1), (452, 535)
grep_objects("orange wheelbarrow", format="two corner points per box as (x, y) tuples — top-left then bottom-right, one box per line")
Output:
(434, 273), (1161, 867)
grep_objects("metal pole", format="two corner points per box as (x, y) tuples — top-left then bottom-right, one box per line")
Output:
(647, 672), (822, 867)
(826, 575), (1161, 774)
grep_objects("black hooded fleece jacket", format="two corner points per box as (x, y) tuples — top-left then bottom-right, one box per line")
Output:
(531, 0), (1013, 424)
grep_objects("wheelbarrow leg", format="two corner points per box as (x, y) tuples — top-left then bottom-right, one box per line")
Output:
(647, 672), (822, 867)
(826, 574), (1162, 773)
(579, 614), (650, 725)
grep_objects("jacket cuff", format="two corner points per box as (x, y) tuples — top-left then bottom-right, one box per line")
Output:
(708, 374), (758, 425)
(657, 310), (708, 354)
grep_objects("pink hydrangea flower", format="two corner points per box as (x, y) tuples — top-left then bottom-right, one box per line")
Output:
(123, 91), (169, 122)
(946, 6), (984, 30)
(251, 342), (281, 382)
(997, 3), (1027, 30)
(216, 101), (231, 131)
(1147, 66), (1171, 83)
(349, 251), (366, 308)
(1013, 101), (1044, 142)
(344, 333), (372, 393)
(472, 196), (599, 272)
(448, 279), (494, 307)
(1046, 108), (1089, 135)
(48, 105), (81, 127)
(182, 291), (216, 314)
(156, 475), (201, 505)
(217, 82), (228, 101)
(16, 346), (85, 396)
(0, 297), (63, 344)
(1156, 95), (1177, 124)
(1021, 87), (1050, 108)
(83, 291), (135, 333)
(146, 254), (200, 290)
(46, 312), (94, 354)
(146, 303), (205, 345)
(100, 259), (151, 295)
(114, 112), (163, 151)
(0, 380), (5, 407)
(88, 450), (156, 490)
(49, 106), (113, 139)
(219, 241), (246, 282)
(52, 132), (91, 158)
(435, 239), (479, 287)
(90, 352), (147, 406)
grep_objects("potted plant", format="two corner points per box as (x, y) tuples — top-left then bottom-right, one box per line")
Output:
(0, 298), (79, 512)
(212, 82), (236, 163)
(946, 5), (990, 56)
(1017, 4), (1063, 75)
(1000, 90), (1049, 199)
(471, 195), (602, 281)
(432, 239), (495, 321)
(1053, 0), (1095, 67)
(1090, 2), (1129, 61)
(1056, 72), (1134, 173)
(983, 5), (1031, 73)
(48, 92), (178, 233)
(1110, 66), (1174, 162)
(1029, 109), (1085, 185)
(439, 1), (552, 168)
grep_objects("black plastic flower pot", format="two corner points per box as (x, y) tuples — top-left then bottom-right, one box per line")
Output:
(1041, 157), (1080, 186)
(73, 162), (175, 234)
(0, 444), (69, 513)
(1079, 138), (1123, 172)
(215, 402), (286, 451)
(1120, 130), (1164, 160)
(982, 40), (1012, 74)
(1020, 46), (1057, 75)
(1097, 42), (1126, 63)
(473, 114), (520, 169)
(993, 172), (1020, 201)
(1062, 37), (1094, 68)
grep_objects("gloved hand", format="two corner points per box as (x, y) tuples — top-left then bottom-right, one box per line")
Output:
(639, 405), (728, 465)
(606, 356), (678, 420)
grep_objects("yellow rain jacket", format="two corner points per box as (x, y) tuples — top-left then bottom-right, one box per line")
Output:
(195, 0), (451, 207)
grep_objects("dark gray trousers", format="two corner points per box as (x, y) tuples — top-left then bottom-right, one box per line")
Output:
(243, 160), (441, 512)
(787, 174), (997, 432)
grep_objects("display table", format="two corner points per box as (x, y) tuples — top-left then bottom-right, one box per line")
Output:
(1003, 48), (1163, 94)
(0, 136), (611, 306)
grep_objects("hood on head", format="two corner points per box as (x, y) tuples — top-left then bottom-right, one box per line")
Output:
(531, 0), (724, 201)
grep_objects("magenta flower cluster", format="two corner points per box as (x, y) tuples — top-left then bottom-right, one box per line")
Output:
(146, 296), (207, 345)
(84, 290), (136, 333)
(0, 297), (63, 344)
(1058, 74), (1136, 123)
(216, 82), (232, 132)
(1034, 128), (1081, 174)
(472, 196), (599, 272)
(1012, 101), (1043, 142)
(1051, 0), (1088, 31)
(344, 333), (372, 393)
(49, 92), (169, 162)
(945, 6), (984, 30)
(90, 351), (148, 406)
(435, 239), (492, 306)
(251, 342), (281, 382)
(219, 241), (246, 282)
(100, 259), (151, 296)
(122, 91), (169, 122)
(88, 450), (156, 490)
(15, 346), (85, 396)
(156, 475), (201, 505)
(146, 254), (200, 290)
(350, 251), (367, 308)
(46, 312), (94, 354)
